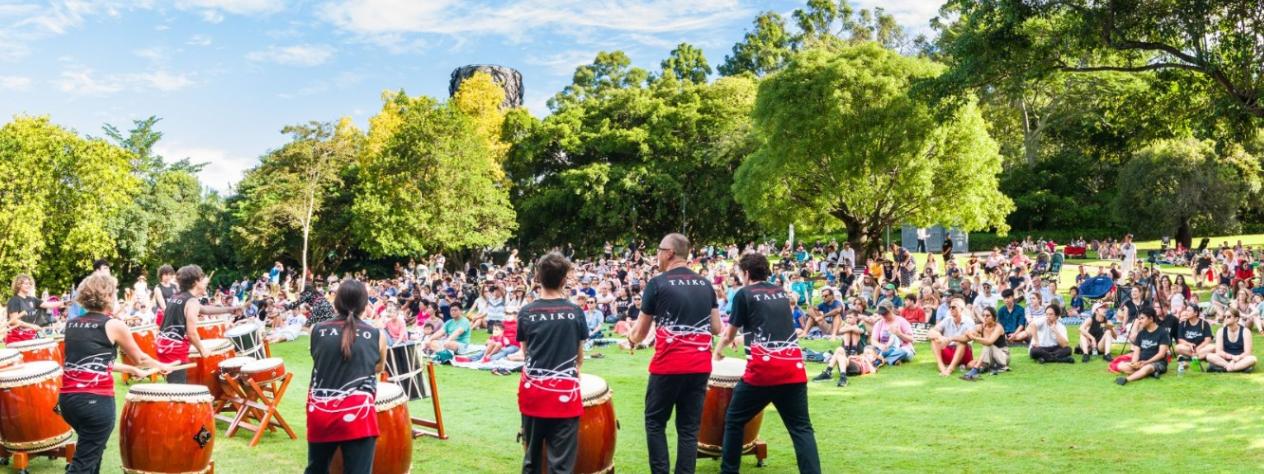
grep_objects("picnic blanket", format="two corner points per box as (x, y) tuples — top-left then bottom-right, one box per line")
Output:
(451, 357), (525, 372)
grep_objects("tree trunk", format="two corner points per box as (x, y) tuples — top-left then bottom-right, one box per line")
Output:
(1175, 219), (1193, 250)
(844, 221), (885, 267)
(300, 190), (314, 292)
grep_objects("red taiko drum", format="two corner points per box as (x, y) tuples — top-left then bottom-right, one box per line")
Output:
(0, 361), (73, 453)
(8, 338), (62, 365)
(330, 382), (412, 474)
(698, 357), (763, 456)
(120, 383), (215, 473)
(124, 324), (158, 366)
(525, 373), (617, 474)
(239, 357), (286, 384)
(195, 317), (228, 341)
(188, 338), (235, 399)
(576, 374), (617, 473)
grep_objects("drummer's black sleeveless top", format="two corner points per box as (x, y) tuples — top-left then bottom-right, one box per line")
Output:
(61, 312), (116, 396)
(307, 317), (381, 443)
(157, 291), (192, 363)
(158, 283), (177, 307)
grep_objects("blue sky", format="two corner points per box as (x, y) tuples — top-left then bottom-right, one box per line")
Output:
(0, 0), (939, 192)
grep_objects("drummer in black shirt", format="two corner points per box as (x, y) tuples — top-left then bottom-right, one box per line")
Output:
(713, 252), (820, 474)
(1116, 307), (1170, 386)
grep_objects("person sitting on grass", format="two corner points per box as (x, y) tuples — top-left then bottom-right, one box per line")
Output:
(1205, 309), (1257, 373)
(1173, 306), (1213, 371)
(836, 308), (866, 355)
(870, 304), (915, 367)
(1116, 307), (1170, 386)
(800, 288), (843, 339)
(997, 289), (1029, 345)
(961, 306), (1008, 381)
(460, 323), (519, 364)
(1028, 305), (1074, 364)
(423, 304), (470, 361)
(929, 297), (975, 377)
(1077, 304), (1115, 363)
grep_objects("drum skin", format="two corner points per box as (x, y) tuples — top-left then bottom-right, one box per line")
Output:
(575, 394), (617, 474)
(124, 326), (158, 367)
(241, 358), (286, 384)
(697, 382), (764, 456)
(120, 390), (215, 473)
(226, 323), (264, 359)
(0, 363), (72, 452)
(331, 384), (413, 474)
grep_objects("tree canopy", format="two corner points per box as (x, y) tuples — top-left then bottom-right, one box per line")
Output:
(734, 44), (1012, 261)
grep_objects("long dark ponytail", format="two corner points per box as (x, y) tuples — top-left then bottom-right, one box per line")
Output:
(333, 279), (368, 360)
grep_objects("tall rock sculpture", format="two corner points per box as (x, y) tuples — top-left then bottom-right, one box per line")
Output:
(449, 65), (524, 109)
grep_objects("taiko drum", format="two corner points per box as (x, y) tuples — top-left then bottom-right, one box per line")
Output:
(330, 382), (413, 474)
(0, 361), (73, 453)
(120, 383), (215, 473)
(697, 357), (763, 456)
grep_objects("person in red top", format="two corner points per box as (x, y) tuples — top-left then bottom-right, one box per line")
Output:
(517, 252), (588, 473)
(629, 233), (722, 474)
(59, 274), (173, 474)
(306, 279), (387, 474)
(156, 265), (240, 383)
(714, 251), (820, 474)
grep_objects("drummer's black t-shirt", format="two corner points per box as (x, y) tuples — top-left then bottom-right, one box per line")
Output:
(517, 298), (587, 419)
(6, 295), (42, 325)
(730, 282), (807, 386)
(640, 266), (716, 375)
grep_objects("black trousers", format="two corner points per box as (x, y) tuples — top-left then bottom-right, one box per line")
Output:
(521, 415), (579, 474)
(1030, 345), (1072, 362)
(720, 382), (820, 474)
(305, 436), (377, 474)
(59, 393), (116, 474)
(645, 373), (709, 474)
(166, 368), (188, 384)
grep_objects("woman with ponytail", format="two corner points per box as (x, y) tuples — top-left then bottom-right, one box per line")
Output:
(305, 280), (387, 474)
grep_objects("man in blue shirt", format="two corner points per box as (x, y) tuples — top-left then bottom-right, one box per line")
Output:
(997, 289), (1030, 344)
(801, 289), (843, 338)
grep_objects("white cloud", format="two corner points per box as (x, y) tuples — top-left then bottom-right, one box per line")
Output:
(58, 68), (125, 95)
(246, 44), (334, 66)
(849, 0), (940, 37)
(0, 75), (31, 91)
(155, 143), (254, 192)
(57, 68), (195, 96)
(175, 0), (284, 22)
(526, 49), (599, 76)
(187, 34), (212, 46)
(0, 1), (145, 61)
(133, 46), (167, 62)
(319, 0), (751, 47)
(133, 70), (195, 91)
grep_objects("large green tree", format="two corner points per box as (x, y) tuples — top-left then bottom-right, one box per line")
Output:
(1115, 137), (1261, 247)
(0, 116), (138, 289)
(103, 116), (206, 280)
(734, 44), (1012, 262)
(353, 90), (515, 257)
(936, 0), (1264, 123)
(233, 118), (361, 288)
(508, 52), (761, 253)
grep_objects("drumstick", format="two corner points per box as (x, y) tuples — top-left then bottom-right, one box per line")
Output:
(167, 363), (197, 372)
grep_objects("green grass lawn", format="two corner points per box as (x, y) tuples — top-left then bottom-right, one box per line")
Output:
(14, 329), (1261, 473)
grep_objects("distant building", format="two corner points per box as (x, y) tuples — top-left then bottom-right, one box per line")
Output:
(900, 225), (969, 253)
